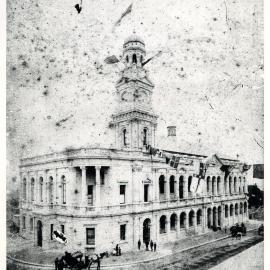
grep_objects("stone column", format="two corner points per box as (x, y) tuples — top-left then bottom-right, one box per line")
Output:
(95, 166), (101, 208)
(185, 210), (189, 230)
(54, 169), (58, 205)
(202, 206), (207, 232)
(80, 166), (86, 206)
(194, 211), (197, 232)
(27, 172), (31, 203)
(35, 172), (39, 203)
(183, 178), (188, 198)
(154, 170), (159, 201)
(244, 179), (248, 194)
(175, 173), (179, 199)
(155, 214), (159, 243)
(165, 171), (170, 201)
(226, 178), (229, 195)
(176, 215), (180, 238)
(214, 179), (218, 196)
(166, 214), (170, 241)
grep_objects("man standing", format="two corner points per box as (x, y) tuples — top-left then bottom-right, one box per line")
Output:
(150, 240), (153, 251)
(154, 242), (157, 252)
(138, 239), (141, 250)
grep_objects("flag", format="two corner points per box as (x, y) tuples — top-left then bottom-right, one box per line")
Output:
(104, 55), (119, 64)
(53, 230), (67, 244)
(114, 4), (133, 26)
(199, 162), (208, 179)
(190, 176), (199, 193)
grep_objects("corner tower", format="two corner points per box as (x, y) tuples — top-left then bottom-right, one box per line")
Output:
(110, 34), (158, 150)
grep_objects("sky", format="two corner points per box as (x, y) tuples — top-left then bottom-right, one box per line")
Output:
(6, 0), (263, 190)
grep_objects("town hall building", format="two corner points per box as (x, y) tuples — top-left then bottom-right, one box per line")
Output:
(19, 35), (249, 253)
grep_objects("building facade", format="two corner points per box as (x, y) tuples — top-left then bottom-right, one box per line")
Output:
(19, 35), (249, 252)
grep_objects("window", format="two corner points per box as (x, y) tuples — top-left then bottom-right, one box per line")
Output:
(61, 224), (65, 234)
(123, 129), (127, 146)
(87, 185), (93, 205)
(132, 54), (137, 63)
(39, 177), (43, 202)
(140, 55), (143, 63)
(188, 176), (192, 193)
(23, 178), (27, 200)
(50, 224), (54, 240)
(180, 212), (186, 228)
(120, 224), (126, 241)
(126, 55), (129, 63)
(206, 176), (211, 194)
(179, 176), (184, 199)
(49, 177), (53, 204)
(230, 205), (233, 216)
(169, 176), (175, 193)
(197, 209), (202, 225)
(144, 184), (149, 202)
(189, 210), (195, 227)
(101, 169), (105, 185)
(22, 216), (26, 229)
(86, 228), (95, 245)
(160, 215), (166, 234)
(159, 175), (165, 194)
(225, 205), (229, 217)
(120, 185), (126, 204)
(143, 128), (147, 146)
(31, 178), (35, 201)
(61, 176), (66, 204)
(30, 218), (33, 231)
(170, 214), (177, 230)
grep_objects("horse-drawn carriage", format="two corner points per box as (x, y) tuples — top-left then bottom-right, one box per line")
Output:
(230, 223), (247, 239)
(55, 251), (109, 270)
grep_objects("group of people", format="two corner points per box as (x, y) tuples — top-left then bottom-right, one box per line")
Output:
(137, 239), (157, 252)
(112, 244), (122, 256)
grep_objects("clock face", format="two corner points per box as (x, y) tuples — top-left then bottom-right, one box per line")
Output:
(121, 91), (133, 102)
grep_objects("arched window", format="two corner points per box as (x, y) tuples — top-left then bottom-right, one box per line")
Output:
(159, 175), (165, 194)
(206, 176), (211, 194)
(49, 177), (53, 204)
(180, 212), (186, 229)
(224, 177), (228, 194)
(170, 214), (177, 230)
(169, 175), (175, 193)
(189, 210), (195, 227)
(212, 176), (216, 195)
(188, 176), (192, 193)
(235, 203), (239, 215)
(239, 177), (242, 194)
(61, 175), (66, 204)
(143, 128), (148, 146)
(126, 55), (129, 63)
(217, 176), (221, 194)
(132, 53), (137, 63)
(243, 177), (246, 193)
(39, 177), (43, 202)
(31, 178), (35, 201)
(140, 55), (143, 63)
(160, 215), (167, 234)
(218, 206), (222, 226)
(179, 175), (184, 199)
(244, 201), (247, 213)
(225, 205), (229, 218)
(197, 209), (202, 225)
(230, 204), (233, 216)
(123, 129), (127, 146)
(23, 178), (27, 200)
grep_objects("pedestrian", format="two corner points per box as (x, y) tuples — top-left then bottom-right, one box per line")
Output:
(154, 242), (157, 252)
(224, 225), (227, 233)
(119, 247), (122, 256)
(145, 241), (149, 251)
(96, 255), (101, 270)
(55, 257), (59, 270)
(115, 244), (119, 255)
(150, 240), (153, 251)
(138, 239), (141, 250)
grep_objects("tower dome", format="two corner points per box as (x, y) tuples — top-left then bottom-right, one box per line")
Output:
(123, 34), (146, 67)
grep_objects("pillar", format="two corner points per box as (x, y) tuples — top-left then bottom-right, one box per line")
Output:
(194, 211), (197, 232)
(95, 166), (101, 208)
(80, 166), (86, 206)
(175, 173), (179, 199)
(165, 171), (170, 201)
(155, 214), (159, 243)
(176, 214), (180, 238)
(185, 210), (189, 230)
(214, 179), (218, 196)
(183, 178), (188, 198)
(54, 169), (58, 204)
(35, 172), (39, 203)
(226, 177), (229, 195)
(166, 214), (170, 241)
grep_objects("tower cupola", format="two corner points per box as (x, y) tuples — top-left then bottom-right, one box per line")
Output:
(123, 34), (146, 67)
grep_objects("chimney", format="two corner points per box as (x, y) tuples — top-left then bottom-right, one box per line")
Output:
(167, 126), (177, 150)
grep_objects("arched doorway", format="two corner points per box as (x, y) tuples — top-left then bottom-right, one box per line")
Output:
(143, 218), (151, 243)
(37, 220), (43, 247)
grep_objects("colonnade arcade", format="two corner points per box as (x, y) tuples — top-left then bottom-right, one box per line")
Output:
(157, 173), (248, 200)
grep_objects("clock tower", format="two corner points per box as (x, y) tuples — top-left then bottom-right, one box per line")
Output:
(110, 34), (158, 150)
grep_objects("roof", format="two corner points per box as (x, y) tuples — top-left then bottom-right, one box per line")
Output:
(124, 34), (145, 46)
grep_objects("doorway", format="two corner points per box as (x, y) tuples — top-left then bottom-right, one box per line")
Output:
(37, 220), (43, 247)
(143, 218), (151, 243)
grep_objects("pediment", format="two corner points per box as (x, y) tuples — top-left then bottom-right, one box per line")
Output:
(204, 154), (223, 166)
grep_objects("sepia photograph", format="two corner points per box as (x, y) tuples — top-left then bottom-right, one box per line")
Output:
(5, 0), (264, 269)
